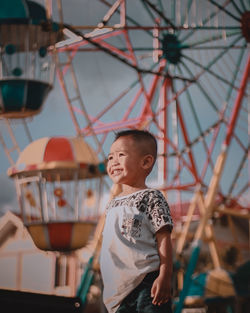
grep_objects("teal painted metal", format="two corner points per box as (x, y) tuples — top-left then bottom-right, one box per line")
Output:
(180, 34), (243, 115)
(162, 34), (182, 64)
(0, 0), (63, 118)
(0, 80), (52, 115)
(225, 48), (245, 101)
(76, 256), (95, 307)
(180, 0), (193, 28)
(186, 30), (241, 49)
(140, 0), (156, 24)
(157, 0), (164, 20)
(174, 240), (201, 313)
(181, 5), (237, 42)
(0, 0), (55, 26)
(0, 0), (28, 20)
(180, 60), (219, 113)
(26, 0), (47, 23)
(208, 0), (241, 22)
(98, 162), (107, 174)
(171, 0), (176, 25)
(177, 64), (205, 139)
(232, 260), (250, 297)
(239, 0), (247, 12)
(187, 272), (207, 297)
(183, 34), (243, 88)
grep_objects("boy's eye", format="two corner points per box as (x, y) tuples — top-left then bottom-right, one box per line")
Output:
(108, 155), (113, 161)
(119, 153), (124, 157)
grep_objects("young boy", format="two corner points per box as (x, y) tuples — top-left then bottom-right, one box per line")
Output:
(100, 129), (173, 313)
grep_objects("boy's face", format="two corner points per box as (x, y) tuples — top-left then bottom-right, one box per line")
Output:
(107, 136), (146, 186)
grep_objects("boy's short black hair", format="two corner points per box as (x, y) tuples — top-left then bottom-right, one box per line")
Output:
(114, 129), (157, 161)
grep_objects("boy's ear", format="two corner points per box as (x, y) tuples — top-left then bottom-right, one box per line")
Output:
(141, 154), (154, 169)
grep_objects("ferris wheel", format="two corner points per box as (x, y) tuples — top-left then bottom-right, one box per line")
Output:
(54, 0), (249, 216)
(0, 0), (249, 311)
(52, 1), (250, 300)
(1, 0), (249, 241)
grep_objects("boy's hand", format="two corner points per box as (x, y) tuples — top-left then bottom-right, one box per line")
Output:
(151, 275), (171, 306)
(152, 225), (173, 306)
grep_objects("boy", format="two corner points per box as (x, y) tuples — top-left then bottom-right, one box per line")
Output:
(100, 129), (173, 313)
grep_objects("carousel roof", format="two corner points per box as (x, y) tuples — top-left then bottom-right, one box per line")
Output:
(8, 136), (106, 179)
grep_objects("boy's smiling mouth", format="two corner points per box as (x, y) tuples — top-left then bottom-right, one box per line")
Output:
(111, 169), (123, 176)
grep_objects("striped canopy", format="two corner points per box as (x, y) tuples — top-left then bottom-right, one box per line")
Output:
(8, 136), (105, 180)
(27, 221), (96, 252)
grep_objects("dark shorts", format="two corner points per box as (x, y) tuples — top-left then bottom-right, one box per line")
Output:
(116, 271), (172, 313)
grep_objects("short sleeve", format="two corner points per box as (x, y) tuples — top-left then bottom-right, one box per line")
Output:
(145, 190), (173, 233)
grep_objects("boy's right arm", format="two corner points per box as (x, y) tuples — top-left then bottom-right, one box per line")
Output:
(151, 226), (173, 306)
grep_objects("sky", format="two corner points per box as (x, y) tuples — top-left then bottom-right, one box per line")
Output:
(0, 0), (249, 216)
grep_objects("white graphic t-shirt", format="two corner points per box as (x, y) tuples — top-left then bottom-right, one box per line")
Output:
(100, 188), (173, 313)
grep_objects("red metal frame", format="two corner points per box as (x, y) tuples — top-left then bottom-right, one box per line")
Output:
(55, 1), (250, 219)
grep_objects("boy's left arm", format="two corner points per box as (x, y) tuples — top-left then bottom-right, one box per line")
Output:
(151, 225), (173, 306)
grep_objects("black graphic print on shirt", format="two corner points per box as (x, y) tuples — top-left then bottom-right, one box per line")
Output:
(121, 214), (143, 239)
(107, 189), (173, 234)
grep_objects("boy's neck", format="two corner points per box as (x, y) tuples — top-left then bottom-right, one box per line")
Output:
(118, 184), (148, 197)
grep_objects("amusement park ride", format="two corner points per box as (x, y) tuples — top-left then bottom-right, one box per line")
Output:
(0, 0), (249, 312)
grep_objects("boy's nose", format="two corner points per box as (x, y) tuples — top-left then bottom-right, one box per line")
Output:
(111, 158), (119, 165)
(111, 154), (119, 164)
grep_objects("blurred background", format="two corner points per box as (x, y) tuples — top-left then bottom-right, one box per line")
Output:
(0, 1), (249, 312)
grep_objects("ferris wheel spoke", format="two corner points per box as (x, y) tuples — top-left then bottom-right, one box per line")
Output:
(80, 32), (158, 79)
(56, 51), (107, 159)
(175, 120), (222, 156)
(179, 0), (193, 29)
(180, 60), (219, 113)
(154, 123), (196, 176)
(172, 84), (200, 182)
(201, 122), (225, 181)
(176, 64), (216, 172)
(122, 29), (152, 105)
(175, 65), (205, 131)
(208, 0), (241, 22)
(95, 38), (133, 61)
(233, 182), (250, 207)
(122, 87), (144, 121)
(228, 127), (248, 153)
(139, 0), (158, 25)
(80, 62), (164, 136)
(183, 44), (247, 49)
(224, 48), (246, 102)
(239, 0), (248, 11)
(172, 0), (179, 27)
(82, 117), (142, 136)
(85, 85), (135, 126)
(170, 162), (184, 187)
(157, 0), (165, 20)
(143, 0), (177, 30)
(182, 57), (229, 105)
(182, 35), (244, 91)
(184, 30), (241, 48)
(99, 0), (155, 38)
(179, 1), (222, 42)
(191, 48), (248, 179)
(227, 148), (249, 198)
(231, 0), (244, 15)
